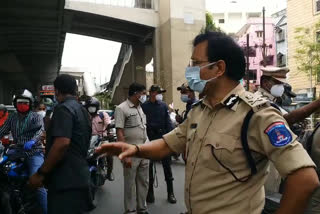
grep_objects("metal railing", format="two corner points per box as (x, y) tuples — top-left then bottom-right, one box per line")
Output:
(67, 0), (156, 9)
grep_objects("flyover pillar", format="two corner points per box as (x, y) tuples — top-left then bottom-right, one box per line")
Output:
(154, 0), (205, 110)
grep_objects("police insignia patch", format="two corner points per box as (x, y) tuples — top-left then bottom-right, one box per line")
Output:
(264, 122), (292, 147)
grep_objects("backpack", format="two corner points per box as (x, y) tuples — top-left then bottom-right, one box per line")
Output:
(98, 112), (105, 121)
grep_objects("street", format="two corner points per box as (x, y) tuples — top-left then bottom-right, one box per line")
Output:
(90, 158), (187, 214)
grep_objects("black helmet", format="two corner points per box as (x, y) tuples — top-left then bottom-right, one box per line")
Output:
(86, 97), (100, 109)
(13, 89), (34, 108)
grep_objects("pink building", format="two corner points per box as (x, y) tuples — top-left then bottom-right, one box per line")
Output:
(236, 18), (276, 86)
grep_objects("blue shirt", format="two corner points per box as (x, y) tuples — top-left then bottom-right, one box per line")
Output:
(141, 100), (173, 134)
(0, 111), (44, 156)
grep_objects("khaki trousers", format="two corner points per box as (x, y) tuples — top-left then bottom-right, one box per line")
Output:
(123, 157), (149, 214)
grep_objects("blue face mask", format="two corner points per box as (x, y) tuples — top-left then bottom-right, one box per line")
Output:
(181, 94), (190, 103)
(185, 62), (218, 93)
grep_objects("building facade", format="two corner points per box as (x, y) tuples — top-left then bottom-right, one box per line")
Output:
(272, 9), (288, 67)
(287, 0), (320, 97)
(208, 0), (286, 34)
(236, 18), (276, 86)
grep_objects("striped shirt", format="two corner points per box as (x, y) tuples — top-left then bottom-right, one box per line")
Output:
(0, 111), (44, 156)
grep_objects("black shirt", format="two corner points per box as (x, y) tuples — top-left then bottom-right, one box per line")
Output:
(46, 97), (92, 191)
(141, 100), (173, 140)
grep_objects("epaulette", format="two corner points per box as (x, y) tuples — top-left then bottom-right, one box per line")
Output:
(239, 91), (270, 112)
(191, 99), (204, 109)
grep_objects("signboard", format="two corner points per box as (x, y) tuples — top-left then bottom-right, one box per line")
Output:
(42, 85), (54, 91)
(40, 85), (55, 96)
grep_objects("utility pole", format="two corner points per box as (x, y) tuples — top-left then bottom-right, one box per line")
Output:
(310, 52), (314, 128)
(262, 7), (266, 67)
(246, 34), (250, 91)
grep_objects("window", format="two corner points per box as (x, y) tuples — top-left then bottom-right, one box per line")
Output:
(256, 31), (263, 38)
(277, 53), (286, 67)
(316, 0), (320, 13)
(276, 28), (285, 42)
(219, 19), (225, 24)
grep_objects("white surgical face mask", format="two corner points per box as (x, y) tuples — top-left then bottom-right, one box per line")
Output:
(139, 95), (147, 104)
(37, 111), (46, 119)
(88, 106), (97, 114)
(156, 94), (163, 101)
(270, 84), (285, 98)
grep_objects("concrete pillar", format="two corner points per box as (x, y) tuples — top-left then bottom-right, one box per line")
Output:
(112, 44), (153, 104)
(154, 0), (206, 110)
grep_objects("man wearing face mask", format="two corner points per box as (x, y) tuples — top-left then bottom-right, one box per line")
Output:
(256, 67), (289, 115)
(176, 83), (197, 123)
(0, 105), (9, 127)
(114, 83), (149, 214)
(86, 97), (114, 181)
(258, 66), (320, 126)
(0, 89), (47, 214)
(96, 31), (319, 214)
(141, 85), (177, 204)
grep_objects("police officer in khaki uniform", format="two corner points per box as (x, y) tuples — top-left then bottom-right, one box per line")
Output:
(114, 83), (149, 214)
(257, 67), (320, 194)
(98, 32), (319, 214)
(258, 66), (320, 126)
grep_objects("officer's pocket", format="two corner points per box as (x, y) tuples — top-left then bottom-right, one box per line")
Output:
(126, 113), (140, 127)
(202, 132), (239, 172)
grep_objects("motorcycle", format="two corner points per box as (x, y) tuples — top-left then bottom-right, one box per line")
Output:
(0, 143), (41, 214)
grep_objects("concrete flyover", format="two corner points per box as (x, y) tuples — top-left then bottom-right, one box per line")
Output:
(0, 0), (206, 111)
(66, 0), (206, 110)
(0, 0), (66, 104)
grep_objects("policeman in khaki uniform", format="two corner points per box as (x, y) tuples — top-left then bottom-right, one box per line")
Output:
(258, 66), (320, 127)
(256, 67), (290, 194)
(98, 32), (319, 214)
(257, 66), (320, 194)
(114, 83), (149, 214)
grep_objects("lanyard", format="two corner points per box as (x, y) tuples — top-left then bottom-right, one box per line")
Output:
(17, 113), (30, 136)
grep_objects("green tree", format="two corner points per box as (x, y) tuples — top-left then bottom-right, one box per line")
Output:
(94, 91), (115, 110)
(201, 12), (222, 33)
(294, 21), (320, 83)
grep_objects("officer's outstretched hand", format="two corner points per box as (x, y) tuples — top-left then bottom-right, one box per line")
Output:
(95, 142), (137, 161)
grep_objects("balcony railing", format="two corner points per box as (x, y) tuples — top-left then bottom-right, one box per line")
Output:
(67, 0), (156, 10)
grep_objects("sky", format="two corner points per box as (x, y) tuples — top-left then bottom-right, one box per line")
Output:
(61, 33), (121, 86)
(61, 0), (287, 88)
(205, 0), (287, 15)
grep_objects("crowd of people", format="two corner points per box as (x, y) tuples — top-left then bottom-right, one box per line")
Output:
(0, 31), (320, 214)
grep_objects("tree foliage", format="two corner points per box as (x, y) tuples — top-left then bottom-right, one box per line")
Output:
(294, 21), (320, 81)
(94, 91), (115, 110)
(201, 12), (222, 33)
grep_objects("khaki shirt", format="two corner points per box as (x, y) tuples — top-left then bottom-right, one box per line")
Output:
(163, 84), (315, 214)
(115, 99), (148, 144)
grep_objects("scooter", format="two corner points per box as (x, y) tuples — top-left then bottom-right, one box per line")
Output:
(0, 143), (41, 214)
